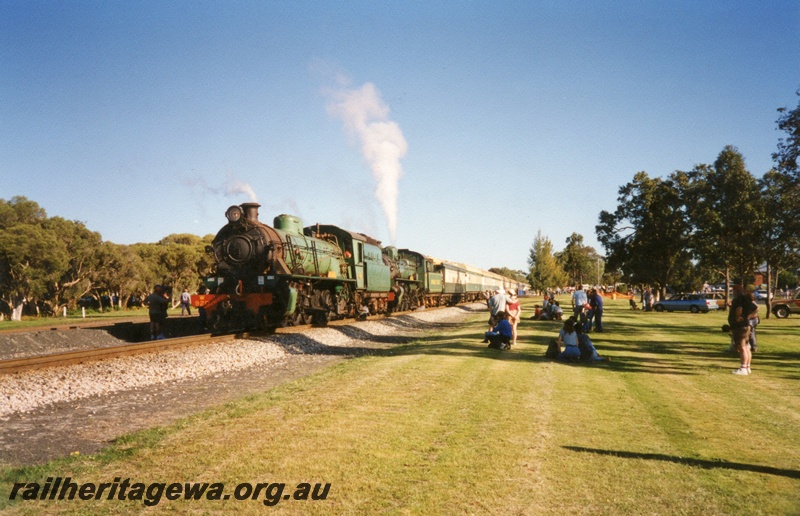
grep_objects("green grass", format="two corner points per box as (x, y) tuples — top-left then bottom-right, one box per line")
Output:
(0, 308), (151, 330)
(2, 298), (799, 514)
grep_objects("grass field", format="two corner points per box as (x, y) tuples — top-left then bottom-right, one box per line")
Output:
(2, 297), (799, 514)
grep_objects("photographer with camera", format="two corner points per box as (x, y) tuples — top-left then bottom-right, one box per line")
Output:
(146, 284), (170, 340)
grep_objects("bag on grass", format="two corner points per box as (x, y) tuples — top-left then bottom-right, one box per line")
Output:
(545, 339), (560, 359)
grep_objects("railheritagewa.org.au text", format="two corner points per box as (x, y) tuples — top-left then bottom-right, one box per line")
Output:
(8, 477), (331, 507)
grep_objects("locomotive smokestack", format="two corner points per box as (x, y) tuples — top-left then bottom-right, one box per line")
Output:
(241, 202), (261, 223)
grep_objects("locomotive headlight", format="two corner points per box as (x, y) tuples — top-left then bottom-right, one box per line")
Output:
(225, 236), (253, 263)
(225, 205), (244, 223)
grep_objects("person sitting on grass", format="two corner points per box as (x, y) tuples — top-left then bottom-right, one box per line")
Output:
(539, 301), (564, 321)
(556, 318), (580, 361)
(575, 322), (607, 361)
(484, 311), (513, 350)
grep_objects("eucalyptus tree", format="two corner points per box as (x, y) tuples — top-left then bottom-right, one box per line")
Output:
(684, 147), (764, 302)
(758, 170), (800, 315)
(759, 90), (800, 308)
(773, 88), (800, 178)
(556, 233), (599, 286)
(0, 224), (69, 320)
(0, 196), (47, 227)
(527, 230), (567, 292)
(596, 171), (693, 299)
(489, 267), (528, 284)
(93, 242), (148, 309)
(41, 216), (104, 311)
(133, 235), (210, 306)
(0, 198), (70, 319)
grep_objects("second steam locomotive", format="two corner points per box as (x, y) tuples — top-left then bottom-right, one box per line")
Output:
(192, 202), (521, 331)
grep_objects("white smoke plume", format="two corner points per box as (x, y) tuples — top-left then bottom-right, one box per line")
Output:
(223, 176), (258, 202)
(326, 82), (408, 243)
(182, 173), (258, 202)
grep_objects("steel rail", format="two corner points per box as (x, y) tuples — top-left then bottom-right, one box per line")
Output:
(0, 314), (380, 375)
(0, 331), (260, 376)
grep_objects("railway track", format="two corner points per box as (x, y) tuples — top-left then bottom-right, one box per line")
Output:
(0, 332), (260, 375)
(0, 311), (403, 376)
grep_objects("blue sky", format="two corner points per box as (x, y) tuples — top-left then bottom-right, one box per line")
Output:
(2, 1), (798, 272)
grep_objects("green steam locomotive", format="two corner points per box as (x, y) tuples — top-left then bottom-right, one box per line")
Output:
(192, 202), (521, 331)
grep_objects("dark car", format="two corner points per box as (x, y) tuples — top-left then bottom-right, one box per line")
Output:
(653, 293), (719, 313)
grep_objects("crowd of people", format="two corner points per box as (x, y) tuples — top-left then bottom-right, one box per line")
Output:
(483, 284), (609, 361)
(483, 281), (763, 375)
(483, 288), (521, 350)
(530, 284), (605, 332)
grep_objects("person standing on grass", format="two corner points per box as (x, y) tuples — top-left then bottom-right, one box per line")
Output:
(146, 284), (169, 340)
(487, 288), (507, 331)
(572, 284), (587, 319)
(589, 288), (604, 332)
(747, 288), (759, 353)
(643, 288), (653, 311)
(729, 285), (758, 375)
(180, 288), (192, 316)
(506, 289), (521, 347)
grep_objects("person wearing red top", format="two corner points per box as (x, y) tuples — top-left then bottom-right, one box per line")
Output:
(506, 290), (521, 347)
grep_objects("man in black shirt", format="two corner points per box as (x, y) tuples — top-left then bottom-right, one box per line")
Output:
(728, 285), (758, 375)
(146, 285), (170, 340)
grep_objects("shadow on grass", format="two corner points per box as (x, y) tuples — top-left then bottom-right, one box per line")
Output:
(563, 446), (800, 480)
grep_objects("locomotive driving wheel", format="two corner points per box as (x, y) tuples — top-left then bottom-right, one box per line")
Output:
(312, 289), (334, 326)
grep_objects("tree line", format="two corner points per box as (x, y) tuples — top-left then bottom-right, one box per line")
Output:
(529, 89), (800, 311)
(0, 197), (216, 321)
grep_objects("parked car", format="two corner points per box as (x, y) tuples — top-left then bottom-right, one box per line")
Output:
(653, 293), (719, 313)
(754, 289), (773, 301)
(771, 291), (800, 318)
(699, 292), (726, 309)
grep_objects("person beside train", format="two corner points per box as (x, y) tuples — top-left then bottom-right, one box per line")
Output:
(506, 289), (521, 347)
(180, 288), (192, 316)
(484, 311), (513, 350)
(146, 284), (170, 340)
(487, 288), (507, 330)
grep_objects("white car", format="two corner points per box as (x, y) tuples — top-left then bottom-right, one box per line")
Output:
(754, 289), (773, 301)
